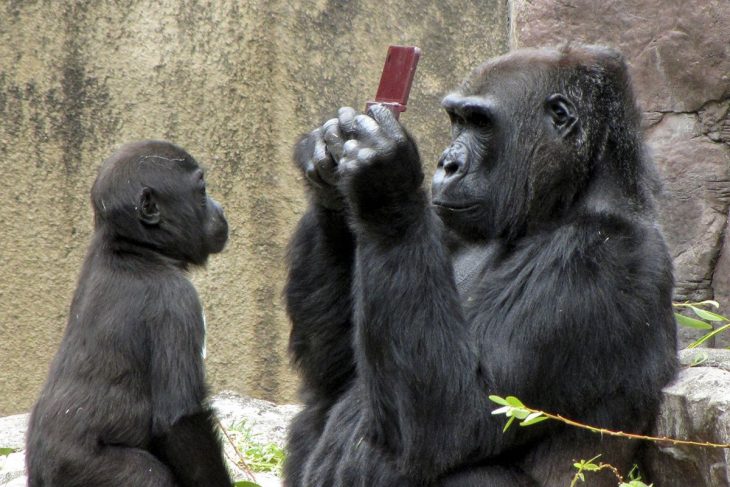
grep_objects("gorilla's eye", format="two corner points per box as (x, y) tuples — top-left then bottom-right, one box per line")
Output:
(545, 94), (575, 129)
(551, 104), (568, 124)
(464, 110), (491, 130)
(448, 111), (466, 127)
(196, 172), (207, 206)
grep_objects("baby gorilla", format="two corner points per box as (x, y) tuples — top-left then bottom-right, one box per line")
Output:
(26, 141), (231, 487)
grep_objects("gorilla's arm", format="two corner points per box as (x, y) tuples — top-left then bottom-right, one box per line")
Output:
(286, 204), (356, 401)
(148, 279), (231, 487)
(335, 106), (492, 479)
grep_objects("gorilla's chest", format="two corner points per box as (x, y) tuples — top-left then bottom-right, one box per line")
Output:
(451, 242), (499, 302)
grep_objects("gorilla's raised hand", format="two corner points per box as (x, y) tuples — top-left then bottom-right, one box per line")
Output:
(293, 117), (347, 211)
(335, 105), (425, 230)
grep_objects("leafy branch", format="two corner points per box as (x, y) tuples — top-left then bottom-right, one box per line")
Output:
(673, 300), (729, 348)
(491, 394), (730, 486)
(489, 395), (730, 449)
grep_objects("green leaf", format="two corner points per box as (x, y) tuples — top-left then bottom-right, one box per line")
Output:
(688, 324), (730, 349)
(0, 447), (17, 456)
(675, 312), (713, 330)
(574, 454), (602, 470)
(690, 306), (728, 322)
(520, 413), (549, 427)
(502, 416), (515, 432)
(505, 396), (525, 407)
(689, 351), (709, 366)
(489, 395), (510, 406)
(233, 482), (262, 487)
(513, 409), (531, 420)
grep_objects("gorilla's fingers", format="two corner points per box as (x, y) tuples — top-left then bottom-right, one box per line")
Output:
(356, 147), (378, 164)
(322, 118), (344, 163)
(353, 114), (382, 142)
(337, 107), (358, 138)
(294, 130), (319, 171)
(342, 139), (359, 161)
(367, 104), (405, 142)
(312, 131), (328, 164)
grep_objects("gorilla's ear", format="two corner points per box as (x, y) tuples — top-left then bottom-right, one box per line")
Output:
(138, 187), (160, 226)
(545, 94), (579, 137)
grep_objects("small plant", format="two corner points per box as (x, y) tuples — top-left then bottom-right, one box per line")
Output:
(570, 455), (651, 486)
(673, 300), (730, 348)
(0, 448), (17, 456)
(226, 420), (286, 475)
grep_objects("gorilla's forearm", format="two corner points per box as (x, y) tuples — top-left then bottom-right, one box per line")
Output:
(286, 204), (357, 401)
(350, 205), (485, 478)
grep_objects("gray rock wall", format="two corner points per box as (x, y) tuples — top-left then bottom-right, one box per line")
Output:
(644, 349), (730, 486)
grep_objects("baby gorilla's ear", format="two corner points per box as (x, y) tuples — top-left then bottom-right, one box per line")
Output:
(138, 187), (160, 226)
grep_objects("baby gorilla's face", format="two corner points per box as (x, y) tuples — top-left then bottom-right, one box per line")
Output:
(92, 140), (228, 267)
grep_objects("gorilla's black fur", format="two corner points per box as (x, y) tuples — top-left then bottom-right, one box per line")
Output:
(284, 45), (678, 486)
(26, 141), (232, 487)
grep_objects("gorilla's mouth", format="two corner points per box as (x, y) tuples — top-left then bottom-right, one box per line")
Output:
(432, 200), (480, 212)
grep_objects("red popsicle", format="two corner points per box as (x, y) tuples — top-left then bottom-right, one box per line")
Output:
(365, 45), (421, 120)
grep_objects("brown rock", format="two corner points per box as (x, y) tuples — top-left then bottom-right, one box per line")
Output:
(510, 0), (730, 113)
(643, 349), (730, 487)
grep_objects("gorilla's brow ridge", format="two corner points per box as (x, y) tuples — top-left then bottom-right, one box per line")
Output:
(137, 155), (187, 165)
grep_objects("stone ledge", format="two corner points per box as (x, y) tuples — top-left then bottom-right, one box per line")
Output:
(3, 363), (730, 487)
(0, 392), (298, 487)
(644, 348), (730, 486)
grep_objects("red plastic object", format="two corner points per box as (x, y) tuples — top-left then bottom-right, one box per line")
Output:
(366, 45), (421, 119)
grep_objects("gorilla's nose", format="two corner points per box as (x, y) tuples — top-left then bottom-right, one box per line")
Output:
(442, 158), (462, 176)
(434, 151), (465, 187)
(437, 145), (467, 177)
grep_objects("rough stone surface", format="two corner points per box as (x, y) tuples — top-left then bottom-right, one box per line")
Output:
(643, 349), (730, 486)
(0, 1), (509, 415)
(0, 392), (298, 486)
(510, 0), (730, 113)
(510, 1), (730, 348)
(3, 378), (730, 486)
(214, 390), (301, 448)
(713, 219), (730, 348)
(646, 112), (730, 341)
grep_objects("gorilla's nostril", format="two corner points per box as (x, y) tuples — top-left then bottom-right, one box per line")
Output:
(443, 159), (461, 176)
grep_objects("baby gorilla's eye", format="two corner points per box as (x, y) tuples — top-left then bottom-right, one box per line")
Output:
(197, 174), (207, 207)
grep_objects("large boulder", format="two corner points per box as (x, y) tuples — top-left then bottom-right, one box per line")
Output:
(643, 348), (730, 486)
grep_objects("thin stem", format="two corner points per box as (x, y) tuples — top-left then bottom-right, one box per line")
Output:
(689, 323), (730, 349)
(216, 418), (258, 481)
(534, 409), (730, 449)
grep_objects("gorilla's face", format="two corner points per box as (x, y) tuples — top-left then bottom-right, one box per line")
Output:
(92, 140), (229, 267)
(431, 51), (591, 242)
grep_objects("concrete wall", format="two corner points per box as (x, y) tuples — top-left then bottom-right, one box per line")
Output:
(0, 0), (509, 415)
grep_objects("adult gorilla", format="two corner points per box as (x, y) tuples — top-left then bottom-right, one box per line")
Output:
(284, 45), (677, 486)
